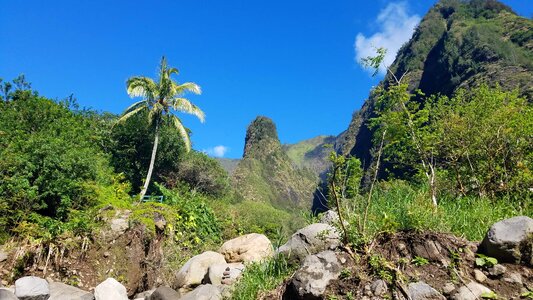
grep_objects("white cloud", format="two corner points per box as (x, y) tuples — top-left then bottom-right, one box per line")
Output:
(203, 145), (229, 158)
(355, 1), (420, 75)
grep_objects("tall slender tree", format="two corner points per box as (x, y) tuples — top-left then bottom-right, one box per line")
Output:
(118, 56), (204, 200)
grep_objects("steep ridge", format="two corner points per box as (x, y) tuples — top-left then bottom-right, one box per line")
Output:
(231, 116), (318, 210)
(337, 0), (533, 172)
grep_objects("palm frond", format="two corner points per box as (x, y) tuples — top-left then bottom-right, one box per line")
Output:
(122, 100), (147, 115)
(172, 115), (191, 151)
(148, 102), (164, 123)
(171, 98), (205, 122)
(126, 77), (157, 100)
(173, 82), (202, 95)
(116, 105), (147, 124)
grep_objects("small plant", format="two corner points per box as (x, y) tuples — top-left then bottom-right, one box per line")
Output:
(340, 268), (353, 279)
(521, 290), (533, 299)
(481, 291), (498, 299)
(346, 292), (355, 300)
(369, 255), (394, 282)
(412, 256), (429, 266)
(475, 254), (498, 268)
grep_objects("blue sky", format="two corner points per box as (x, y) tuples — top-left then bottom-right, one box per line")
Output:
(1, 1), (531, 158)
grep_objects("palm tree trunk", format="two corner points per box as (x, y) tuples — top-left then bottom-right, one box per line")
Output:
(139, 123), (159, 202)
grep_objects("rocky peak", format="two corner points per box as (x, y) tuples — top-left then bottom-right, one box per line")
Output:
(243, 116), (282, 160)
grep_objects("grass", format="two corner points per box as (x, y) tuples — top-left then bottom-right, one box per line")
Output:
(230, 254), (295, 300)
(344, 180), (531, 242)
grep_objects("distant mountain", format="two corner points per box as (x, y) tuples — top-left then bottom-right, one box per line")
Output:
(283, 135), (335, 180)
(231, 116), (318, 210)
(337, 0), (533, 172)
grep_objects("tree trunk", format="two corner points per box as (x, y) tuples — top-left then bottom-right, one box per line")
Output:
(139, 123), (159, 201)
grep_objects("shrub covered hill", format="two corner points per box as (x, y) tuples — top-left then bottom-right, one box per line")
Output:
(335, 0), (533, 170)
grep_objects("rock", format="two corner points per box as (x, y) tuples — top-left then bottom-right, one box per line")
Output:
(134, 289), (155, 299)
(208, 263), (245, 286)
(49, 282), (94, 300)
(479, 216), (533, 265)
(370, 279), (388, 296)
(488, 264), (506, 277)
(106, 210), (131, 240)
(407, 281), (445, 300)
(94, 278), (128, 300)
(148, 287), (181, 300)
(473, 269), (487, 282)
(103, 251), (110, 258)
(174, 251), (226, 289)
(15, 276), (50, 300)
(0, 289), (18, 300)
(154, 213), (166, 232)
(442, 282), (455, 295)
(285, 250), (342, 299)
(278, 223), (341, 263)
(180, 284), (221, 300)
(503, 272), (522, 285)
(413, 240), (448, 264)
(318, 210), (340, 225)
(0, 250), (7, 262)
(452, 282), (491, 300)
(219, 233), (273, 263)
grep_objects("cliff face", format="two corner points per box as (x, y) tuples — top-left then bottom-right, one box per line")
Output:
(232, 116), (318, 210)
(337, 0), (533, 170)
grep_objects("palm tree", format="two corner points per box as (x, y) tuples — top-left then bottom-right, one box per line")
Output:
(118, 56), (205, 200)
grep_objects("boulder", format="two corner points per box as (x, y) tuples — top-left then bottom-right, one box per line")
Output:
(207, 263), (245, 286)
(15, 276), (49, 300)
(219, 233), (273, 263)
(278, 223), (341, 263)
(407, 281), (445, 300)
(285, 250), (342, 299)
(49, 282), (94, 300)
(0, 250), (7, 262)
(148, 286), (181, 300)
(180, 284), (221, 300)
(94, 278), (128, 300)
(0, 289), (18, 300)
(479, 216), (533, 265)
(174, 251), (226, 289)
(452, 282), (491, 300)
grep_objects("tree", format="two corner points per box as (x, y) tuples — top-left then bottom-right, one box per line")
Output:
(118, 56), (205, 199)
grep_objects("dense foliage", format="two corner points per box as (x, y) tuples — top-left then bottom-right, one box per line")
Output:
(372, 84), (533, 199)
(0, 88), (129, 239)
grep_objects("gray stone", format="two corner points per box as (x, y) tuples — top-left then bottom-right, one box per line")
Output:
(49, 282), (94, 300)
(503, 272), (522, 285)
(207, 263), (244, 286)
(94, 278), (128, 300)
(219, 233), (273, 263)
(134, 289), (155, 299)
(0, 251), (7, 262)
(452, 282), (491, 300)
(148, 286), (181, 300)
(286, 250), (342, 299)
(278, 223), (341, 263)
(174, 251), (226, 289)
(473, 269), (487, 282)
(0, 289), (18, 300)
(480, 216), (533, 265)
(180, 284), (221, 300)
(370, 279), (388, 296)
(442, 282), (455, 295)
(488, 264), (506, 277)
(408, 282), (445, 300)
(15, 276), (50, 300)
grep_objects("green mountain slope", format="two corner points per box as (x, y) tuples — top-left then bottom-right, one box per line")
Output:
(232, 116), (318, 210)
(337, 0), (533, 170)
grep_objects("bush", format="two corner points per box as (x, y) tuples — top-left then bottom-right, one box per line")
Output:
(162, 151), (230, 197)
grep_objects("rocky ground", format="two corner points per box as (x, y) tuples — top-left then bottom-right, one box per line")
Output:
(0, 212), (532, 300)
